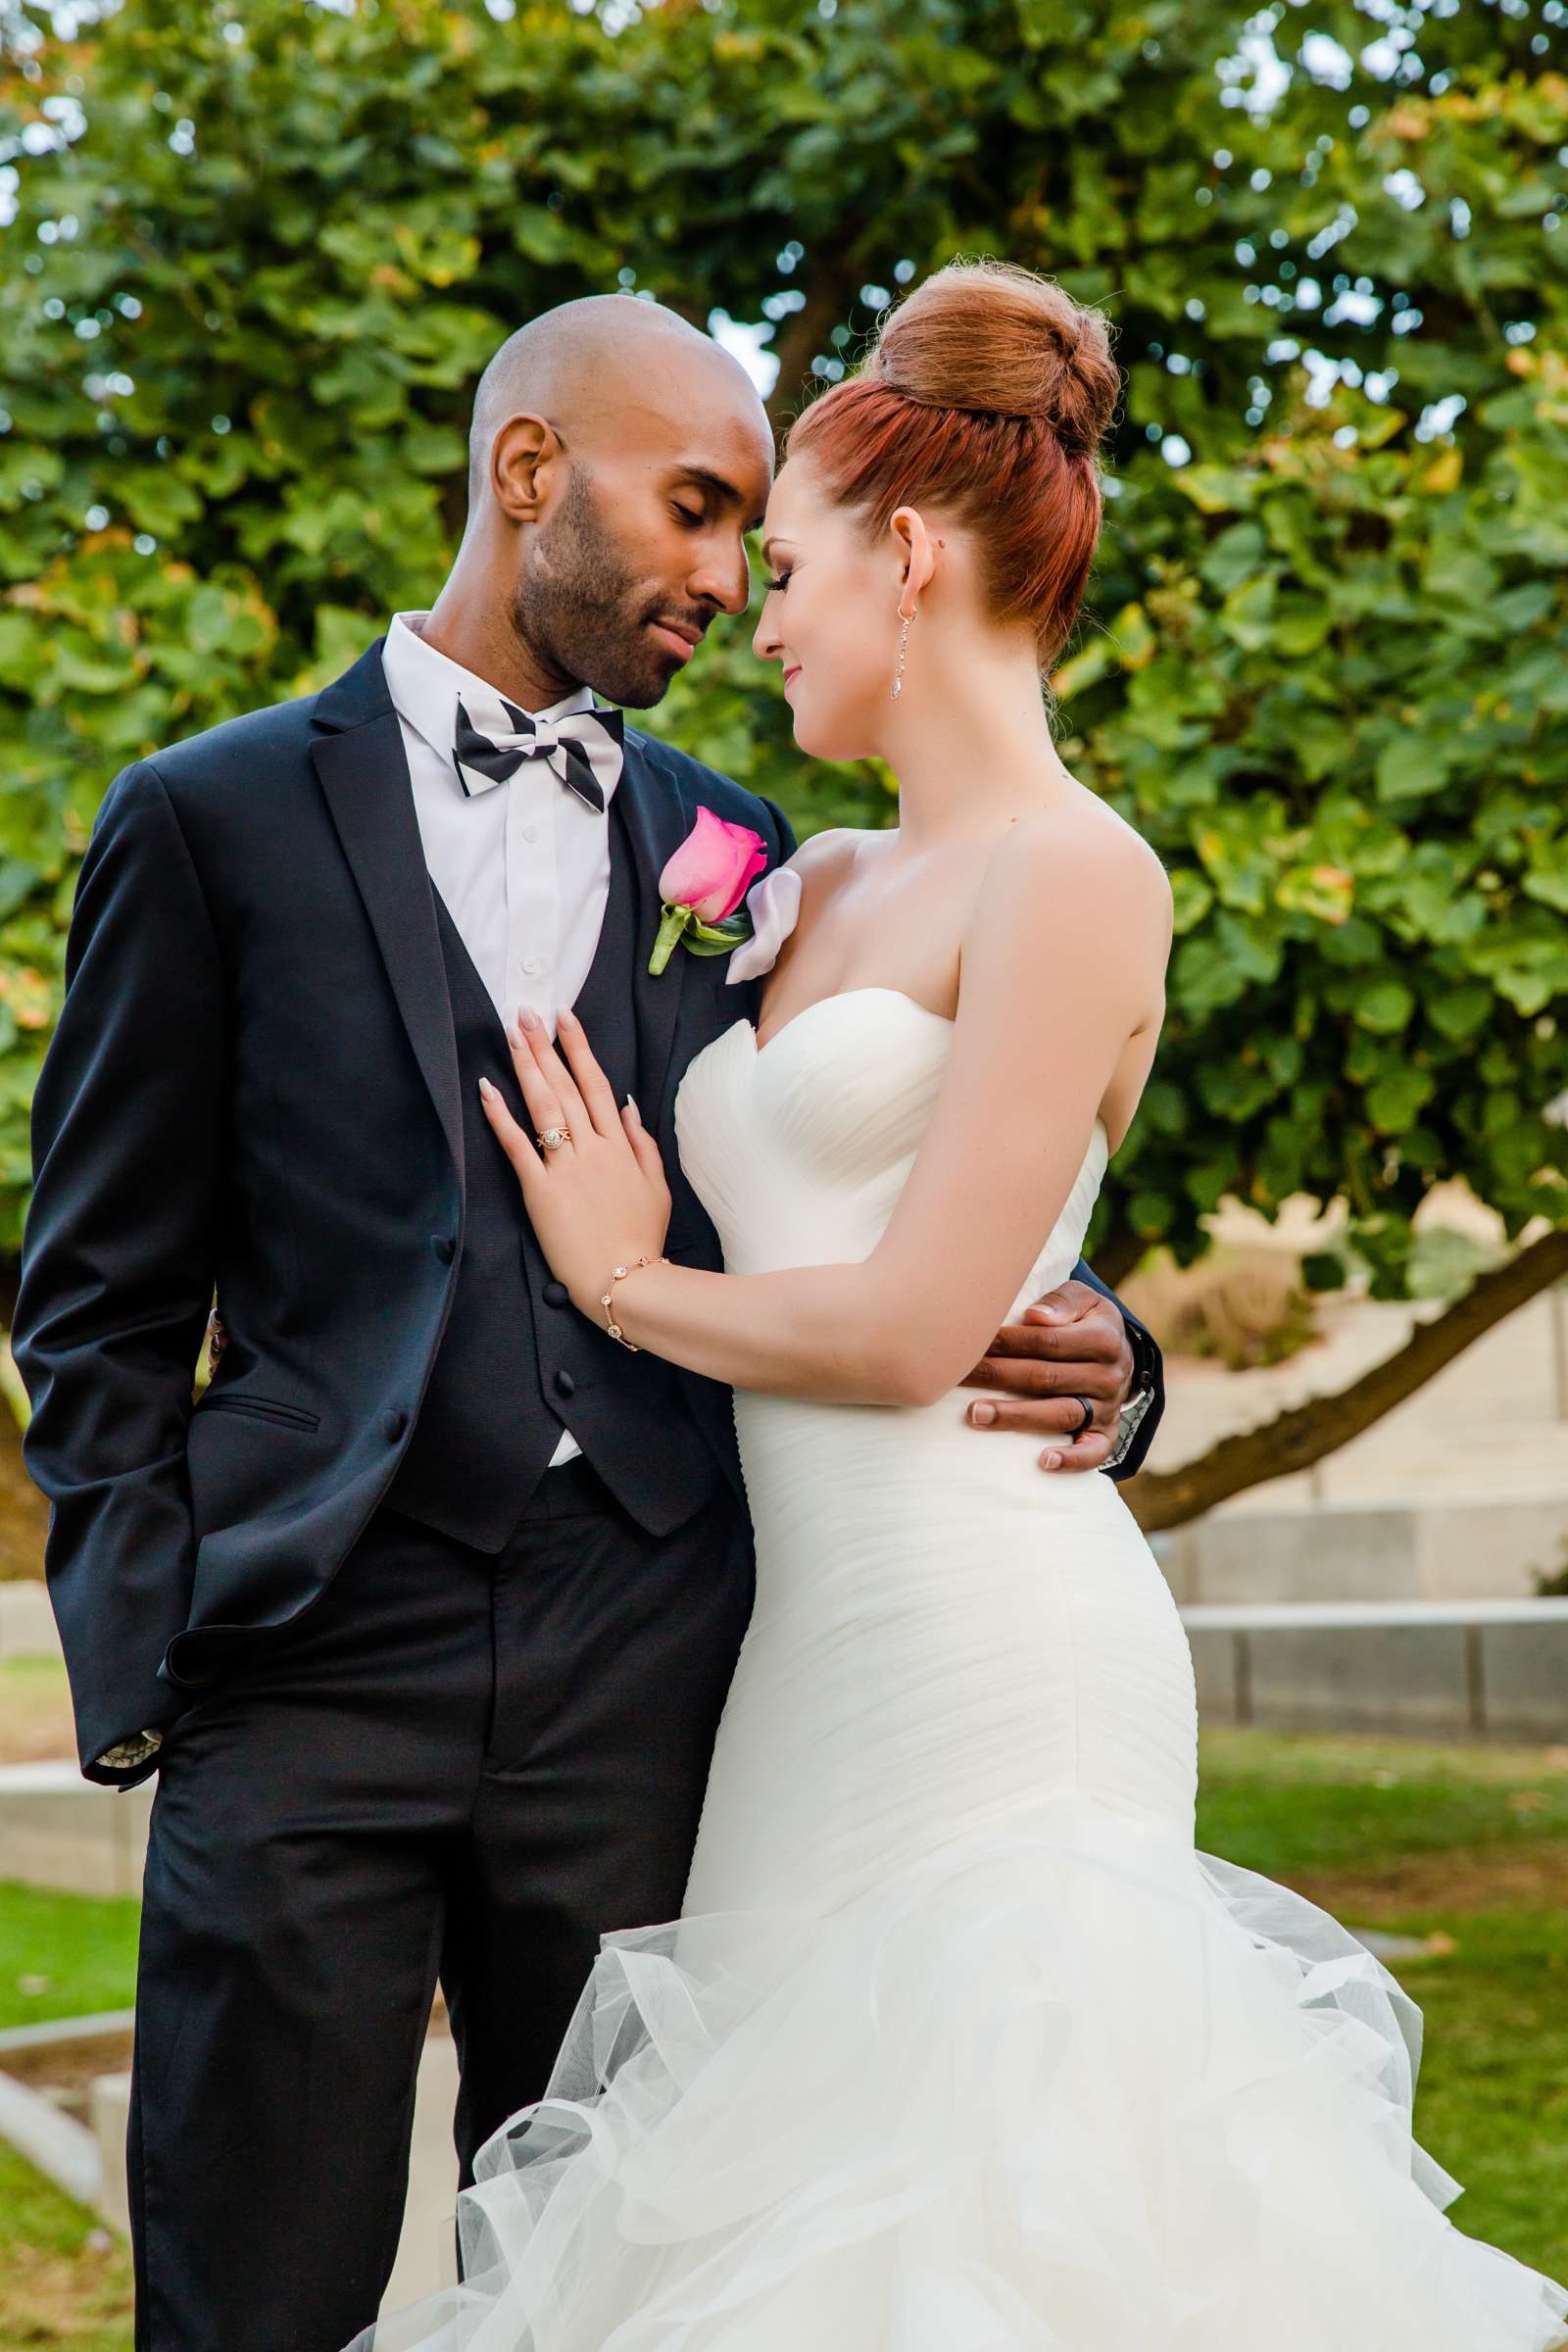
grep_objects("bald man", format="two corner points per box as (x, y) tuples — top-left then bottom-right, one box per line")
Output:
(13, 296), (1161, 2350)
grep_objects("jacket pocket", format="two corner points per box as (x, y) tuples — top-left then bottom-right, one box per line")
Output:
(197, 1393), (320, 1433)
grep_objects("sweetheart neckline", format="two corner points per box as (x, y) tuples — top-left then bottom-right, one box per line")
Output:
(749, 986), (955, 1061)
(737, 987), (1114, 1155)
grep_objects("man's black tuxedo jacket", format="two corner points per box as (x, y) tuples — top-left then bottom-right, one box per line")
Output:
(13, 641), (1163, 1788)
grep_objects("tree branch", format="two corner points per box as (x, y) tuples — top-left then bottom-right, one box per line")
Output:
(1127, 1227), (1568, 1533)
(765, 240), (861, 432)
(0, 1409), (47, 1581)
(1090, 1227), (1146, 1293)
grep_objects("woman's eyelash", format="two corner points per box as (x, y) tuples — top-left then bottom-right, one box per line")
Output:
(764, 573), (791, 593)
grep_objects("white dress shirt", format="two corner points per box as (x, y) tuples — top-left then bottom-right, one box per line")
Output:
(383, 611), (622, 1467)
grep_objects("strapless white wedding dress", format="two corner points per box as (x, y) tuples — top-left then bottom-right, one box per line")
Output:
(364, 990), (1568, 2350)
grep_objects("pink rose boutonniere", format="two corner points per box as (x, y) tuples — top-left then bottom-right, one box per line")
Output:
(649, 806), (769, 976)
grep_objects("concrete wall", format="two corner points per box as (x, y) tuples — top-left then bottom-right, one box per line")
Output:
(1185, 1598), (1568, 1740)
(1159, 1493), (1568, 1609)
(9, 1603), (1568, 1907)
(0, 1761), (153, 1897)
(0, 1578), (57, 1660)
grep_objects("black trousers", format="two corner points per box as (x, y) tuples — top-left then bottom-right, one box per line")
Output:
(128, 1456), (755, 2352)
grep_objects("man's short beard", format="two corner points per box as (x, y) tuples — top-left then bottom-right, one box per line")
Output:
(508, 463), (677, 710)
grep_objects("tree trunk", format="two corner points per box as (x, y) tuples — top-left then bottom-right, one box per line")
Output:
(1126, 1229), (1568, 1534)
(0, 1406), (48, 1583)
(765, 242), (860, 430)
(1090, 1227), (1146, 1293)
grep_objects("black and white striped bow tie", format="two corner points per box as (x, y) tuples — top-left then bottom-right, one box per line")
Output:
(453, 697), (625, 814)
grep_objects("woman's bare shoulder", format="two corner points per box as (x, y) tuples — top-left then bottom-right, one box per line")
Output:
(781, 824), (878, 902)
(989, 791), (1169, 920)
(964, 794), (1172, 1029)
(784, 824), (867, 874)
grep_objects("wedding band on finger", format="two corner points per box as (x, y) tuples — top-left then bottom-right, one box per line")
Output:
(535, 1126), (572, 1152)
(1067, 1394), (1095, 1438)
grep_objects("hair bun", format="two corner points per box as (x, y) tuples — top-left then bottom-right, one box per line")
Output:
(867, 259), (1118, 460)
(787, 257), (1120, 667)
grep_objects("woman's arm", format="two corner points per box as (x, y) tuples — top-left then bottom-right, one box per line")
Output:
(488, 809), (1171, 1409)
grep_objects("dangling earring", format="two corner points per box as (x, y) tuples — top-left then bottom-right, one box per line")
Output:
(891, 601), (917, 701)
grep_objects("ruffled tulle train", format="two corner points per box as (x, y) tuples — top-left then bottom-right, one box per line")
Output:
(355, 996), (1567, 2346)
(358, 1791), (1568, 2350)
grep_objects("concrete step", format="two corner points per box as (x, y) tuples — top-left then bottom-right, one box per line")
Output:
(1159, 1490), (1568, 1609)
(8, 1602), (1567, 1904)
(0, 1578), (57, 1660)
(1185, 1596), (1568, 1739)
(0, 1759), (152, 1896)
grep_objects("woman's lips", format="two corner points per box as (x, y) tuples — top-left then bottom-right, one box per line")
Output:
(782, 664), (802, 693)
(650, 620), (699, 663)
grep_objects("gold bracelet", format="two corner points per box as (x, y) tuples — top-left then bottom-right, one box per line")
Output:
(601, 1253), (666, 1351)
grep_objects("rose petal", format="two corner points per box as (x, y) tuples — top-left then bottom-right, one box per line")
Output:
(711, 832), (769, 922)
(660, 808), (770, 925)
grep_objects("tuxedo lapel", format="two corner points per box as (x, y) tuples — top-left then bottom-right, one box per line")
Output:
(614, 733), (697, 1133)
(565, 789), (640, 1115)
(310, 643), (465, 1185)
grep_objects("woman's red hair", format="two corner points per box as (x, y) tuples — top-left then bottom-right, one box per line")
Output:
(786, 260), (1119, 667)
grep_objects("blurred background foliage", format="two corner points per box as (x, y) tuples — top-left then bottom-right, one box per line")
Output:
(0, 0), (1564, 1294)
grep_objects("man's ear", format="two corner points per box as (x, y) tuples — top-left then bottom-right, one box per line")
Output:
(490, 414), (562, 526)
(890, 505), (938, 609)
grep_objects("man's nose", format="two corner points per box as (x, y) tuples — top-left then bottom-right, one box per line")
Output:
(688, 529), (753, 618)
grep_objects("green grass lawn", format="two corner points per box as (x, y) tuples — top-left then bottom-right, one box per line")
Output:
(0, 1881), (140, 2033)
(1195, 1725), (1568, 1876)
(1197, 1727), (1568, 2287)
(0, 2140), (134, 2352)
(0, 1728), (1565, 2346)
(1401, 1910), (1568, 2278)
(0, 1885), (141, 2348)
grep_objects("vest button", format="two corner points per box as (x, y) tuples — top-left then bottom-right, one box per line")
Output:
(430, 1234), (456, 1266)
(382, 1408), (408, 1444)
(542, 1280), (569, 1308)
(553, 1369), (575, 1399)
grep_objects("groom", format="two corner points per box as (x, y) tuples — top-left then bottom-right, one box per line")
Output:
(14, 295), (1164, 2351)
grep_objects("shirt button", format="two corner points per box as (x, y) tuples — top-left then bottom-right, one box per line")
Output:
(430, 1234), (456, 1266)
(542, 1280), (569, 1308)
(521, 824), (539, 844)
(521, 956), (542, 976)
(382, 1408), (409, 1444)
(553, 1369), (575, 1399)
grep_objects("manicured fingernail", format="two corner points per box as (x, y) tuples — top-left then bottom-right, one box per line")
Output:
(559, 1005), (578, 1026)
(1044, 1449), (1063, 1470)
(970, 1401), (996, 1426)
(478, 1076), (496, 1099)
(625, 1094), (641, 1122)
(516, 1005), (540, 1030)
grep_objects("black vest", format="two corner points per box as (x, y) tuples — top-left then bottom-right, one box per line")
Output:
(384, 788), (722, 1548)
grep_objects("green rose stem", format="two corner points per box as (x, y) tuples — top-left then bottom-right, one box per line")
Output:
(649, 902), (753, 976)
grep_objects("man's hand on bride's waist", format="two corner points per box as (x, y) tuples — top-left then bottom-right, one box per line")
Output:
(959, 1281), (1135, 1476)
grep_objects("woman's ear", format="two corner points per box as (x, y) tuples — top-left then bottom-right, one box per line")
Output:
(890, 506), (938, 615)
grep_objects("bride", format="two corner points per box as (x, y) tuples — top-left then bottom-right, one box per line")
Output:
(360, 262), (1568, 2349)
